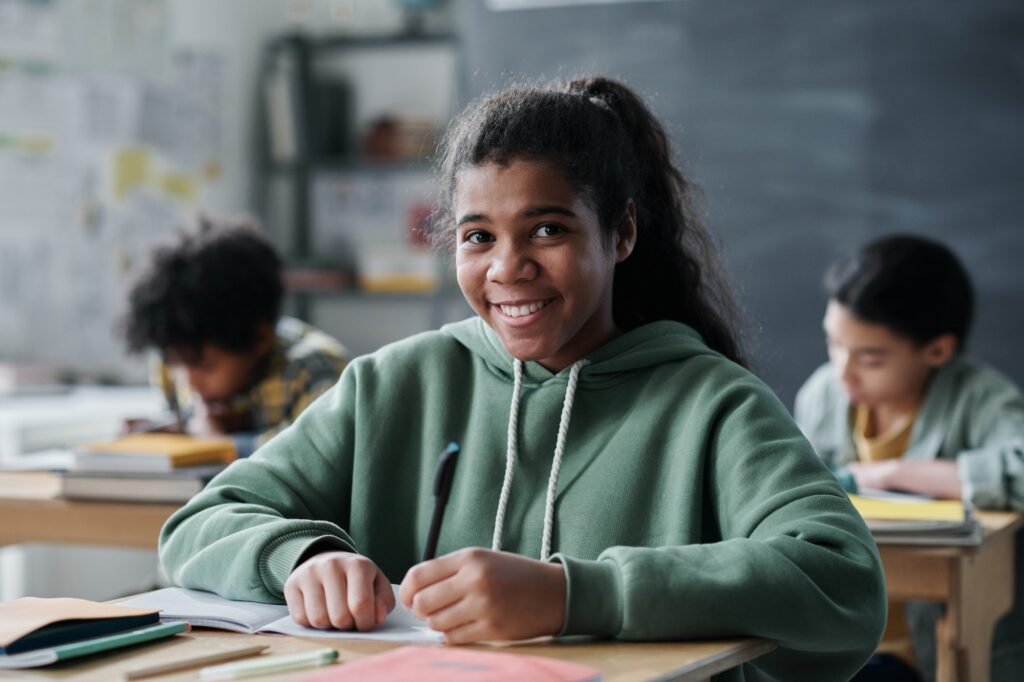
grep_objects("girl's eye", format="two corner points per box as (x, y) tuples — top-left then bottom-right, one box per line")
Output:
(464, 231), (494, 245)
(534, 224), (564, 238)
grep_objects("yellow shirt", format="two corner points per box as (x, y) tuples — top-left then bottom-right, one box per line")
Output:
(852, 404), (918, 667)
(852, 405), (916, 463)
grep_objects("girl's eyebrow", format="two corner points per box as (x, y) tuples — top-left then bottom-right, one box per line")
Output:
(521, 205), (577, 219)
(456, 205), (577, 227)
(456, 213), (488, 226)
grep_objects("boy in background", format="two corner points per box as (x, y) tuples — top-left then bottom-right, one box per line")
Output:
(123, 218), (349, 457)
(796, 234), (1024, 681)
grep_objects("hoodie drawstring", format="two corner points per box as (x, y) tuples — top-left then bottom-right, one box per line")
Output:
(491, 359), (523, 553)
(492, 358), (588, 561)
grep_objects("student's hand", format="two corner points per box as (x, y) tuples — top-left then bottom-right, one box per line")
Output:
(399, 548), (567, 644)
(284, 551), (396, 631)
(848, 459), (962, 499)
(847, 460), (902, 491)
(188, 398), (252, 436)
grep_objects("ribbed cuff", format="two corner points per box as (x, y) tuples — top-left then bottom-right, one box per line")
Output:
(957, 450), (1005, 508)
(553, 554), (623, 638)
(258, 532), (355, 597)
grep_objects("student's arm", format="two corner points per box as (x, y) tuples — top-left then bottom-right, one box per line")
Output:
(848, 370), (1024, 510)
(953, 373), (1024, 510)
(846, 459), (962, 499)
(158, 367), (360, 603)
(556, 382), (886, 682)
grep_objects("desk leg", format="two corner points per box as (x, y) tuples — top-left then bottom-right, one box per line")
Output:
(935, 530), (1016, 682)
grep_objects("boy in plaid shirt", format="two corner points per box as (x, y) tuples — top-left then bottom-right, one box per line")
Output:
(124, 218), (348, 457)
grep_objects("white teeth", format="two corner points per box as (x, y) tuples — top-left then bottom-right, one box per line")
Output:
(499, 299), (551, 317)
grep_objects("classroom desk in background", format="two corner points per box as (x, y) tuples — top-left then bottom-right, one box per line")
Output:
(877, 510), (1024, 682)
(0, 498), (177, 549)
(0, 629), (777, 682)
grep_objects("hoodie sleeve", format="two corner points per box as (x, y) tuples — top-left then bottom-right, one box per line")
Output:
(554, 379), (886, 682)
(158, 365), (361, 603)
(955, 369), (1024, 511)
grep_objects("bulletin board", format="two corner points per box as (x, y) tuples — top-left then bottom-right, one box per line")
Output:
(0, 0), (224, 378)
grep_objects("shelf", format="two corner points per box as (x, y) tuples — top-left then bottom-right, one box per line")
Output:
(267, 32), (457, 54)
(267, 159), (435, 174)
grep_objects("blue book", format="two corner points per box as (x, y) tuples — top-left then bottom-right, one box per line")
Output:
(0, 621), (189, 669)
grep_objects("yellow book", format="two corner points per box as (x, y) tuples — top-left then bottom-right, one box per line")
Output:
(848, 494), (966, 522)
(74, 434), (236, 473)
(849, 493), (981, 546)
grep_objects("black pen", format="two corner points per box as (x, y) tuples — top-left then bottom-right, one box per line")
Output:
(422, 442), (460, 562)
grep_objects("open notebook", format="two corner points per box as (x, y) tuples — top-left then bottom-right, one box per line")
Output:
(118, 586), (443, 643)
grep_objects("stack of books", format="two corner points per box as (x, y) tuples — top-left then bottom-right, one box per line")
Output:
(0, 597), (187, 669)
(849, 491), (982, 546)
(0, 434), (235, 504)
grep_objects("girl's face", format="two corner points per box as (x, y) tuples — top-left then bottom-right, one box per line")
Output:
(823, 301), (954, 409)
(454, 159), (635, 372)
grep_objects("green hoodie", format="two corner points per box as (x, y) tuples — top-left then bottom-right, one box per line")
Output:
(160, 318), (886, 682)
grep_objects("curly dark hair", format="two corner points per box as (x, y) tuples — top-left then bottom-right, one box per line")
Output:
(826, 234), (975, 349)
(429, 76), (746, 366)
(122, 217), (284, 356)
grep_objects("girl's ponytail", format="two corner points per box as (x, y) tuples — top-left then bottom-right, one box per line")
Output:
(565, 77), (745, 366)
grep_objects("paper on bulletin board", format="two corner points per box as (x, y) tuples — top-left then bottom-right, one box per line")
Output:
(0, 0), (61, 65)
(487, 0), (679, 9)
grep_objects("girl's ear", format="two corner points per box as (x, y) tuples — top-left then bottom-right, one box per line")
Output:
(923, 333), (957, 368)
(615, 200), (638, 263)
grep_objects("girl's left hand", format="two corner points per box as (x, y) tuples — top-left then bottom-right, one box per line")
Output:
(399, 548), (567, 644)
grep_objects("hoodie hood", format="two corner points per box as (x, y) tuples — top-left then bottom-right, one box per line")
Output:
(442, 316), (722, 386)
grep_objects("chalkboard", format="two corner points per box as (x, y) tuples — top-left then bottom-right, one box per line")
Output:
(457, 0), (1024, 406)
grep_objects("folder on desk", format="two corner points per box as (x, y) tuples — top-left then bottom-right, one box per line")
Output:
(0, 597), (159, 654)
(73, 433), (236, 472)
(0, 597), (186, 669)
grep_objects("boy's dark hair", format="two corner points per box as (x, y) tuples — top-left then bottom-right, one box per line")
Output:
(429, 76), (746, 366)
(825, 234), (975, 348)
(123, 218), (284, 356)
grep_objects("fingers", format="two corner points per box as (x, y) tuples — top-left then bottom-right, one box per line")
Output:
(321, 567), (354, 630)
(302, 581), (333, 629)
(407, 572), (463, 620)
(400, 551), (464, 608)
(345, 560), (380, 632)
(284, 552), (390, 632)
(442, 618), (491, 645)
(423, 594), (475, 634)
(373, 570), (396, 625)
(284, 577), (308, 626)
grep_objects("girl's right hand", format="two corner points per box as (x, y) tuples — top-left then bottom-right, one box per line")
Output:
(284, 551), (395, 631)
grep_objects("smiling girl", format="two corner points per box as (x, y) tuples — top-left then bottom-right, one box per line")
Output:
(160, 77), (885, 681)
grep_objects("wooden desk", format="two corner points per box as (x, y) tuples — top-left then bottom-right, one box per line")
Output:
(0, 498), (177, 549)
(0, 630), (776, 682)
(877, 510), (1023, 682)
